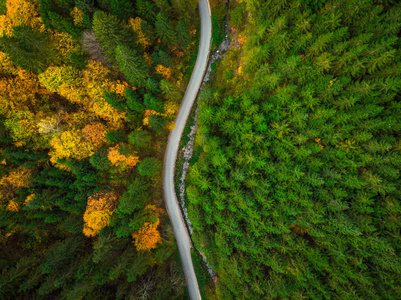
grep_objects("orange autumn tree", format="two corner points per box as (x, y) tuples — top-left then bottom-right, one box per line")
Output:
(155, 64), (171, 79)
(82, 123), (107, 149)
(131, 205), (163, 251)
(83, 191), (119, 237)
(107, 143), (140, 171)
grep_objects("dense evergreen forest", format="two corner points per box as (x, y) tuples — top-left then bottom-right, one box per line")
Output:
(0, 0), (198, 298)
(187, 0), (401, 299)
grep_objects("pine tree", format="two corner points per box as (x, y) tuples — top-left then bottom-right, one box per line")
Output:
(128, 130), (152, 150)
(92, 11), (136, 61)
(147, 114), (166, 132)
(109, 0), (134, 20)
(115, 44), (150, 87)
(176, 18), (191, 49)
(155, 13), (176, 47)
(0, 25), (55, 73)
(137, 158), (161, 178)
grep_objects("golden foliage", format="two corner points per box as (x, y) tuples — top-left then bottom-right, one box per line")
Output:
(39, 62), (126, 129)
(0, 167), (33, 201)
(4, 111), (40, 147)
(164, 100), (179, 116)
(155, 64), (172, 79)
(238, 33), (248, 45)
(83, 191), (119, 237)
(110, 80), (130, 97)
(0, 0), (44, 36)
(49, 130), (94, 164)
(38, 65), (82, 102)
(7, 200), (19, 212)
(0, 70), (47, 118)
(128, 17), (151, 48)
(132, 220), (162, 251)
(83, 211), (113, 237)
(51, 31), (81, 59)
(107, 143), (140, 170)
(0, 167), (32, 188)
(0, 15), (12, 37)
(166, 121), (176, 131)
(143, 109), (166, 126)
(82, 61), (126, 129)
(82, 123), (107, 148)
(24, 193), (35, 205)
(70, 7), (84, 27)
(143, 52), (153, 65)
(315, 138), (324, 150)
(0, 51), (19, 75)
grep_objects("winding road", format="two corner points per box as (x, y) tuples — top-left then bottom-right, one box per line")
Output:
(162, 0), (211, 299)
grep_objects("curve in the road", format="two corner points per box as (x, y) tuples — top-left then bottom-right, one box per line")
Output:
(162, 0), (212, 299)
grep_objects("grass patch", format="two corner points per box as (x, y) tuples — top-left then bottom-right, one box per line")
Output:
(211, 14), (225, 51)
(191, 248), (212, 300)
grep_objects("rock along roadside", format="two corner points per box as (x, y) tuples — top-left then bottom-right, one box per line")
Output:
(162, 0), (212, 299)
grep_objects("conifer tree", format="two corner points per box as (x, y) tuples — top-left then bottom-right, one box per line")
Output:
(115, 44), (150, 87)
(155, 13), (176, 47)
(0, 25), (54, 73)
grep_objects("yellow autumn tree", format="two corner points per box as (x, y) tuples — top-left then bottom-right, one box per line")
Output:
(38, 65), (83, 103)
(4, 110), (43, 148)
(128, 17), (151, 48)
(39, 61), (126, 129)
(0, 70), (48, 118)
(0, 51), (19, 76)
(143, 109), (167, 126)
(155, 64), (172, 79)
(7, 200), (20, 212)
(82, 61), (126, 129)
(49, 129), (94, 164)
(110, 80), (130, 97)
(0, 0), (44, 37)
(70, 7), (84, 27)
(81, 61), (127, 128)
(0, 167), (33, 204)
(83, 191), (119, 237)
(51, 31), (82, 61)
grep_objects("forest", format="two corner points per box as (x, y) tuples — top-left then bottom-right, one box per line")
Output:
(0, 0), (199, 298)
(187, 0), (401, 299)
